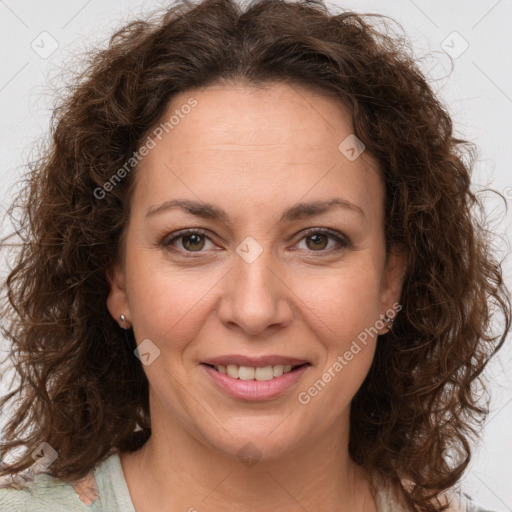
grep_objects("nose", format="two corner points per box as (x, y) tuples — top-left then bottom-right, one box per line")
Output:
(217, 244), (293, 337)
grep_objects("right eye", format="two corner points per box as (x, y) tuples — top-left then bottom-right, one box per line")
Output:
(161, 228), (217, 254)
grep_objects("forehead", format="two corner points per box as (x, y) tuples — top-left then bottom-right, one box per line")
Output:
(164, 81), (356, 149)
(132, 82), (383, 221)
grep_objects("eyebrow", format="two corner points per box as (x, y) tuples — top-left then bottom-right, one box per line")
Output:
(145, 198), (365, 223)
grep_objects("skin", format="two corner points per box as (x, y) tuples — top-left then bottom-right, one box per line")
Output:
(107, 81), (406, 512)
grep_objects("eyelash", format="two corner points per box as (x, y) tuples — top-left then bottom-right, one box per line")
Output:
(161, 227), (351, 258)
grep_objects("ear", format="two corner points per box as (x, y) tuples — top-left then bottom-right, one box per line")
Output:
(379, 245), (406, 323)
(106, 263), (132, 329)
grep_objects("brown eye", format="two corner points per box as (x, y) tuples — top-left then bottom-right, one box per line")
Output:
(181, 233), (206, 251)
(162, 227), (350, 257)
(305, 233), (329, 251)
(162, 229), (214, 254)
(296, 228), (350, 254)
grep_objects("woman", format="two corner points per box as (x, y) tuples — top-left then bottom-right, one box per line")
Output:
(0, 0), (509, 510)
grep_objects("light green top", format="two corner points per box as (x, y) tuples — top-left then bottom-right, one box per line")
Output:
(0, 451), (500, 511)
(0, 452), (135, 512)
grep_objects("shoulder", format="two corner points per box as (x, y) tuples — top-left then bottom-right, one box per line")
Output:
(0, 452), (134, 512)
(372, 472), (502, 512)
(430, 491), (502, 512)
(462, 492), (503, 512)
(0, 471), (96, 511)
(443, 489), (503, 512)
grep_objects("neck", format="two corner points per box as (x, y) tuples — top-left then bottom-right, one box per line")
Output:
(120, 411), (377, 512)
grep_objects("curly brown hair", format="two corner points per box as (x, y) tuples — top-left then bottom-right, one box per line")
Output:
(1, 0), (510, 510)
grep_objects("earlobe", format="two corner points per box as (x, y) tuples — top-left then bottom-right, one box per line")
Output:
(380, 246), (406, 318)
(106, 265), (131, 328)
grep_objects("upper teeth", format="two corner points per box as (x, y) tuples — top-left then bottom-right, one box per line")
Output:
(215, 364), (295, 381)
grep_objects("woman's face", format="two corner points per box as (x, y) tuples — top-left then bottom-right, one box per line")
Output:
(108, 82), (404, 460)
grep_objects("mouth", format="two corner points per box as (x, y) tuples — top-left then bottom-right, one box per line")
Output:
(200, 361), (311, 401)
(202, 362), (310, 381)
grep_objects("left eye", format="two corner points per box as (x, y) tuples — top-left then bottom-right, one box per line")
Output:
(162, 228), (349, 255)
(296, 229), (348, 252)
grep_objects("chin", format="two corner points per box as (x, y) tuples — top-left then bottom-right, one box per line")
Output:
(204, 424), (302, 464)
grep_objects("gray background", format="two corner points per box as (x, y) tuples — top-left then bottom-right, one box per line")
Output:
(1, 0), (511, 510)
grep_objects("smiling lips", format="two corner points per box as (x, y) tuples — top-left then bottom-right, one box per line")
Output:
(202, 354), (310, 367)
(202, 354), (310, 381)
(212, 363), (298, 381)
(201, 354), (311, 400)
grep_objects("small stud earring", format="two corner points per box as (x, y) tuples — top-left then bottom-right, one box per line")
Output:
(120, 314), (128, 329)
(383, 315), (394, 331)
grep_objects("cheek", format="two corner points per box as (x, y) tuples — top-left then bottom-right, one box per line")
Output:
(292, 266), (382, 399)
(125, 248), (226, 358)
(293, 264), (383, 342)
(295, 272), (380, 413)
